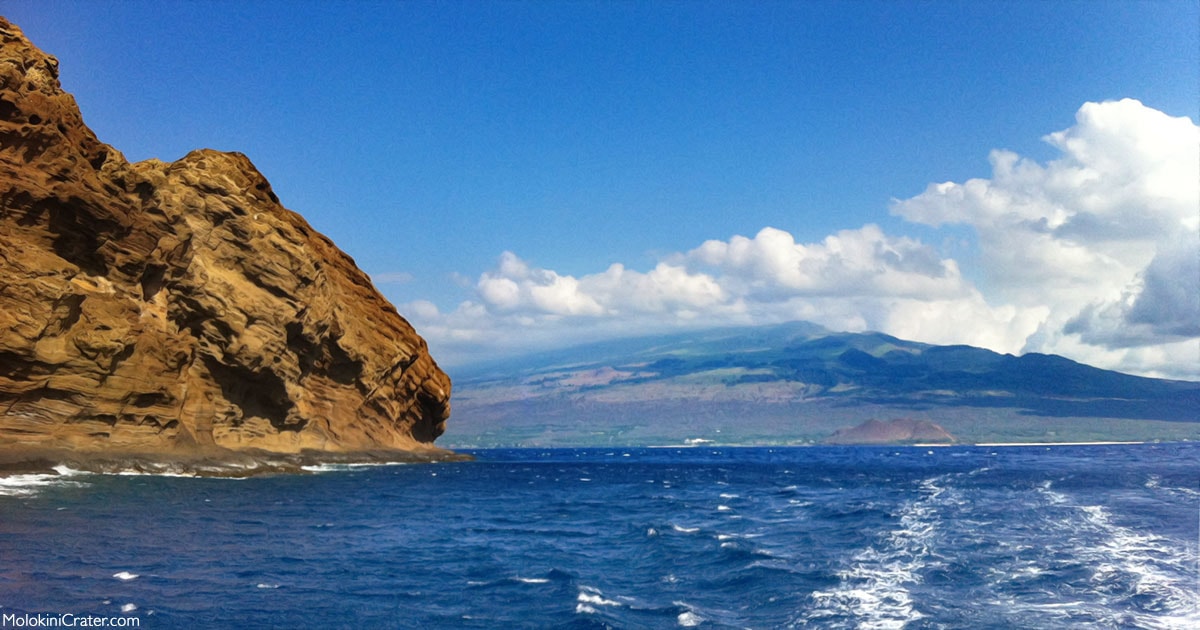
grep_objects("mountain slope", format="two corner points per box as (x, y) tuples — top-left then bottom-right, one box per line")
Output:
(447, 322), (1200, 447)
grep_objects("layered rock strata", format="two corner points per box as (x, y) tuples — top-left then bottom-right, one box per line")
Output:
(0, 17), (456, 471)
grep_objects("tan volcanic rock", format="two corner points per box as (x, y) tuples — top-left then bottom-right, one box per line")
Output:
(823, 418), (955, 445)
(0, 17), (454, 469)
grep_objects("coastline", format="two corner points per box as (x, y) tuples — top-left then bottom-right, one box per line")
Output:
(467, 440), (1179, 451)
(0, 446), (471, 478)
(1, 440), (1184, 479)
(639, 439), (1168, 448)
(971, 441), (1149, 447)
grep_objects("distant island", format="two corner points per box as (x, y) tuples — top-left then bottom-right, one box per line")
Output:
(823, 418), (956, 445)
(445, 321), (1200, 448)
(0, 18), (460, 474)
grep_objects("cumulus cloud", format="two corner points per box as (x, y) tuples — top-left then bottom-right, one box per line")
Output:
(477, 252), (605, 316)
(472, 224), (972, 320)
(406, 99), (1197, 379)
(1064, 232), (1200, 348)
(685, 224), (969, 300)
(412, 224), (1038, 365)
(891, 98), (1198, 376)
(475, 251), (726, 318)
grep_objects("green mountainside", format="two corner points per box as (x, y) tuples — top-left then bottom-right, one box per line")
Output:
(446, 322), (1200, 447)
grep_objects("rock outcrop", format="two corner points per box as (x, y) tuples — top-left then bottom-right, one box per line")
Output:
(0, 17), (455, 471)
(823, 418), (955, 445)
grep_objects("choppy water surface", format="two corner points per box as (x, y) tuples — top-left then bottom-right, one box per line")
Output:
(2, 444), (1197, 628)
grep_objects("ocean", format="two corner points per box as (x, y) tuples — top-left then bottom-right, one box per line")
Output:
(1, 444), (1197, 629)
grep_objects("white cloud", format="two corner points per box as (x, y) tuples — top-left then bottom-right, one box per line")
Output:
(475, 252), (717, 317)
(405, 299), (441, 320)
(406, 99), (1198, 379)
(412, 224), (1036, 366)
(1064, 231), (1200, 348)
(685, 224), (969, 300)
(891, 98), (1199, 377)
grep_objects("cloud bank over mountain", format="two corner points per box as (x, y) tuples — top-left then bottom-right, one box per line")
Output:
(408, 100), (1198, 379)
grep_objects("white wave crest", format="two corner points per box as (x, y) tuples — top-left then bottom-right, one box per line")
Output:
(0, 472), (89, 497)
(577, 591), (622, 607)
(801, 477), (953, 628)
(677, 611), (703, 626)
(989, 481), (1200, 627)
(1081, 504), (1200, 628)
(515, 577), (549, 584)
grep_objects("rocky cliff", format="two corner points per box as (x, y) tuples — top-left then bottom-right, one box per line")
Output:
(0, 18), (456, 472)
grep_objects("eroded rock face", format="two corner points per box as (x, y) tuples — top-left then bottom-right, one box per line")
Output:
(0, 17), (452, 460)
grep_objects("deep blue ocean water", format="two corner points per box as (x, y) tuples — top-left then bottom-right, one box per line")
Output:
(1, 444), (1197, 629)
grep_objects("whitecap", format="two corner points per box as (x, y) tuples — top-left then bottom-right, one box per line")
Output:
(113, 469), (199, 478)
(717, 505), (732, 512)
(802, 476), (949, 628)
(0, 473), (87, 497)
(120, 603), (137, 613)
(515, 577), (550, 584)
(300, 464), (341, 473)
(1079, 504), (1200, 623)
(715, 532), (765, 543)
(302, 461), (410, 473)
(577, 590), (621, 607)
(1035, 481), (1069, 505)
(998, 485), (1200, 627)
(112, 572), (139, 581)
(1023, 601), (1086, 609)
(255, 583), (280, 589)
(51, 465), (85, 476)
(671, 524), (699, 534)
(677, 611), (704, 626)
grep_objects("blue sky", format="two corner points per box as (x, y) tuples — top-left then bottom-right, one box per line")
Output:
(5, 1), (1198, 377)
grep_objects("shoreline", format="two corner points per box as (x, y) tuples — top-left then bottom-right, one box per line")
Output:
(971, 441), (1148, 447)
(0, 446), (472, 478)
(1, 440), (1187, 479)
(470, 440), (1180, 450)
